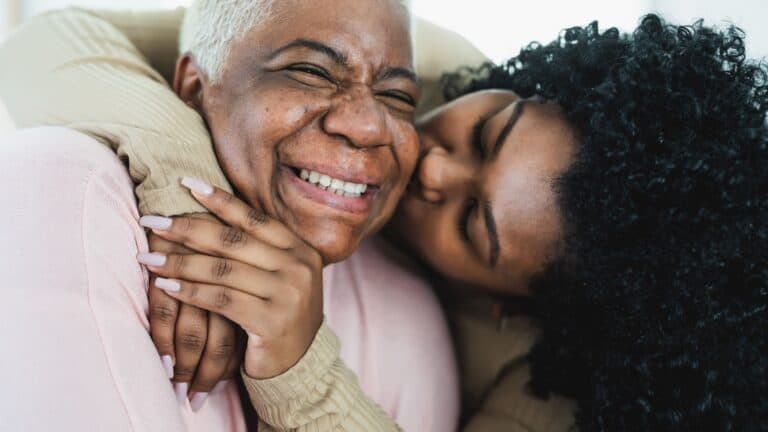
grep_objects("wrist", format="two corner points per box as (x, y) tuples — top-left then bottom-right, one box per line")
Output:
(242, 320), (339, 406)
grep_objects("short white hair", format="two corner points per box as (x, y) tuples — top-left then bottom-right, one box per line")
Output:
(180, 0), (412, 83)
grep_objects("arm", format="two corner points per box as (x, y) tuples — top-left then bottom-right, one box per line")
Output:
(246, 323), (402, 432)
(0, 7), (232, 216)
(139, 182), (402, 432)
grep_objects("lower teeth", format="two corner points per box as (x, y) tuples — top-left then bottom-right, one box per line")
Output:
(304, 178), (362, 197)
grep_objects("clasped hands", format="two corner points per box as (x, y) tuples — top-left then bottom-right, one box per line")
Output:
(136, 177), (324, 411)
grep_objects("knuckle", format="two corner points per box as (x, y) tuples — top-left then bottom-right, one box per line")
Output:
(246, 207), (268, 228)
(220, 226), (247, 248)
(221, 192), (235, 205)
(208, 340), (236, 362)
(172, 254), (187, 274)
(214, 288), (232, 309)
(179, 332), (205, 351)
(154, 340), (175, 352)
(211, 258), (233, 280)
(174, 366), (197, 378)
(150, 303), (178, 325)
(179, 217), (194, 233)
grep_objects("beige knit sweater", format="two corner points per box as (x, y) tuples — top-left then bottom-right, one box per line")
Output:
(0, 7), (576, 431)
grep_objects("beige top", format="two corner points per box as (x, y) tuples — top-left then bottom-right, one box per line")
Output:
(0, 7), (575, 431)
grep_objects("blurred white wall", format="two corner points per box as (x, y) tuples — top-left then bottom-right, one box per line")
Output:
(652, 0), (768, 58)
(1, 0), (766, 60)
(412, 0), (652, 63)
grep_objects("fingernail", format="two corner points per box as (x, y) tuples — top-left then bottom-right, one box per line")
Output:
(181, 177), (214, 197)
(136, 252), (167, 267)
(140, 215), (173, 231)
(190, 392), (209, 412)
(212, 380), (230, 394)
(174, 382), (189, 405)
(155, 278), (181, 293)
(161, 355), (174, 379)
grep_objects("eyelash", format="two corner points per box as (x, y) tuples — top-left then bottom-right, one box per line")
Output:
(472, 117), (487, 158)
(288, 64), (332, 80)
(458, 198), (478, 242)
(380, 91), (415, 106)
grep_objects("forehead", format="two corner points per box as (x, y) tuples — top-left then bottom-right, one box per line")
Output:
(486, 102), (576, 264)
(248, 0), (413, 67)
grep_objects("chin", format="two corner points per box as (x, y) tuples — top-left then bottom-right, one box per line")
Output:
(304, 229), (361, 265)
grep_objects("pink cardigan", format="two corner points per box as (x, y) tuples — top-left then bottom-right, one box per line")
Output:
(0, 127), (459, 431)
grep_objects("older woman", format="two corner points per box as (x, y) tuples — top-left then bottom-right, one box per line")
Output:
(0, 1), (466, 431)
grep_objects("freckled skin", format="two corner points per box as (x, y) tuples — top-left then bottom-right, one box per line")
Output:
(386, 90), (578, 295)
(176, 0), (420, 264)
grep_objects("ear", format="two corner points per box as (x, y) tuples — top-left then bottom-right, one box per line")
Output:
(173, 54), (207, 113)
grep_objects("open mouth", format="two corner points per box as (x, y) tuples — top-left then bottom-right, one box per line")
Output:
(283, 165), (379, 215)
(293, 168), (369, 198)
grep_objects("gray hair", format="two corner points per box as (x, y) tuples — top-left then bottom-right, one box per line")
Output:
(180, 0), (412, 83)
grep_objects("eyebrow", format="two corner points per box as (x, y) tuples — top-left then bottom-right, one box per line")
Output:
(483, 201), (501, 267)
(267, 38), (348, 66)
(377, 67), (418, 85)
(491, 100), (526, 160)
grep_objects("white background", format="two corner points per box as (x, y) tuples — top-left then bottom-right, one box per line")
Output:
(1, 0), (767, 61)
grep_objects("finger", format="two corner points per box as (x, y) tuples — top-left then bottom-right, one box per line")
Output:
(180, 177), (297, 249)
(146, 216), (288, 271)
(223, 328), (247, 381)
(152, 277), (270, 334)
(140, 252), (278, 299)
(173, 304), (208, 389)
(189, 313), (237, 411)
(148, 281), (179, 380)
(149, 231), (195, 255)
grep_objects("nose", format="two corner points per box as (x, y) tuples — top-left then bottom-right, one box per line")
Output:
(417, 147), (475, 203)
(322, 86), (393, 149)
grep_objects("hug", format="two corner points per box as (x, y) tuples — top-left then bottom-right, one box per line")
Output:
(0, 1), (765, 431)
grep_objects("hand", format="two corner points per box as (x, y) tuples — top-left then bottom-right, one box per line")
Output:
(137, 178), (324, 379)
(145, 217), (244, 411)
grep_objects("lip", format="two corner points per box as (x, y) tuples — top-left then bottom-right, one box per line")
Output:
(285, 162), (383, 187)
(281, 166), (377, 214)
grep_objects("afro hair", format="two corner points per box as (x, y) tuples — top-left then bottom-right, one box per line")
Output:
(443, 14), (768, 431)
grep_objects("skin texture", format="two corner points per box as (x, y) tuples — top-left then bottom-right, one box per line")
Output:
(386, 90), (578, 295)
(144, 0), (418, 408)
(176, 0), (419, 265)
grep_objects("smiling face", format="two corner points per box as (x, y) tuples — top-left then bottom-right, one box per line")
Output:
(177, 0), (419, 264)
(387, 90), (578, 295)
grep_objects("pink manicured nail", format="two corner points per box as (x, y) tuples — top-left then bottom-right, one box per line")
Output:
(175, 382), (189, 406)
(140, 215), (173, 231)
(212, 380), (230, 394)
(155, 278), (181, 293)
(161, 355), (174, 379)
(137, 252), (167, 267)
(190, 392), (209, 412)
(181, 177), (214, 197)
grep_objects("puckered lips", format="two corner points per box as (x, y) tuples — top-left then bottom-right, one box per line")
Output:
(281, 162), (382, 215)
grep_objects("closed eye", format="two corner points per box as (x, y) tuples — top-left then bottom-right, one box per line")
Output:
(377, 90), (417, 114)
(472, 115), (489, 159)
(458, 198), (478, 243)
(286, 64), (334, 85)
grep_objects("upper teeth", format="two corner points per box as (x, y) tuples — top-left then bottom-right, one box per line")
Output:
(300, 169), (368, 197)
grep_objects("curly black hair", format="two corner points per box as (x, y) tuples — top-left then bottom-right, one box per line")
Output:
(443, 15), (768, 431)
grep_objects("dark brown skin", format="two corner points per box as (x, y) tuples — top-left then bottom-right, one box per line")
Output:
(146, 88), (580, 410)
(143, 0), (419, 408)
(177, 0), (419, 265)
(386, 90), (578, 296)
